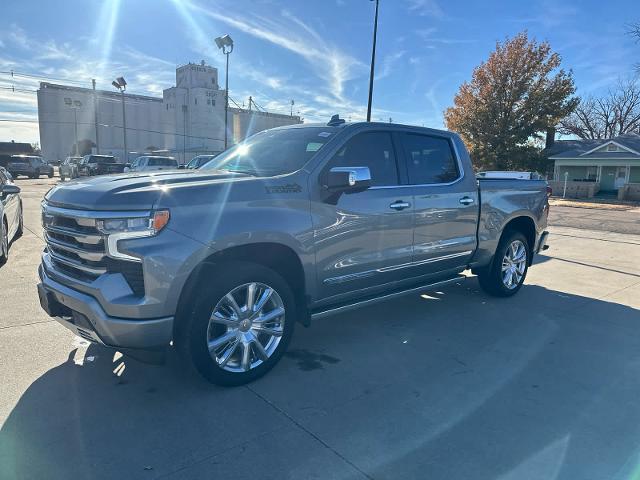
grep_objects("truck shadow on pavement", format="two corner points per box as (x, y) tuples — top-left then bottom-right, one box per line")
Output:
(1, 281), (639, 479)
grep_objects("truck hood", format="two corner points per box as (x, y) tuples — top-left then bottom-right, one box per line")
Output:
(44, 170), (249, 211)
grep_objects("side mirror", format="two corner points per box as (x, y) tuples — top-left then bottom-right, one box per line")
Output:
(326, 166), (371, 192)
(1, 184), (20, 195)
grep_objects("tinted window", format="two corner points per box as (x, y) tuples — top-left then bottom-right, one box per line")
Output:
(148, 157), (177, 166)
(400, 134), (459, 184)
(328, 132), (398, 186)
(89, 156), (116, 164)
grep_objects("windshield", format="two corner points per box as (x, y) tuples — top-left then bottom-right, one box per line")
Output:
(148, 157), (177, 166)
(203, 127), (334, 176)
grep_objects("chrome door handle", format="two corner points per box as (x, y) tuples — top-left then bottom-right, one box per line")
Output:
(389, 201), (411, 211)
(459, 196), (474, 205)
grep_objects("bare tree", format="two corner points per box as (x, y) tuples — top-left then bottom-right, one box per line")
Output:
(559, 79), (640, 139)
(628, 22), (640, 71)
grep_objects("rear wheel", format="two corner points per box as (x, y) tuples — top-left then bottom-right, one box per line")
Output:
(477, 231), (530, 297)
(48, 171), (53, 178)
(177, 261), (295, 386)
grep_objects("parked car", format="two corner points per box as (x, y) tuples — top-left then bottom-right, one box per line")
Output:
(37, 119), (549, 385)
(0, 166), (23, 265)
(125, 156), (179, 172)
(78, 154), (126, 176)
(59, 156), (82, 181)
(7, 155), (54, 179)
(184, 154), (219, 169)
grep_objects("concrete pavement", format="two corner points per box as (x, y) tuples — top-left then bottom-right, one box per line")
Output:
(1, 176), (639, 479)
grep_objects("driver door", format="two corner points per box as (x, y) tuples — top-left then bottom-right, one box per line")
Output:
(310, 130), (414, 303)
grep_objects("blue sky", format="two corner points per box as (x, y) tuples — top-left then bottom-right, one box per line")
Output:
(0, 0), (638, 144)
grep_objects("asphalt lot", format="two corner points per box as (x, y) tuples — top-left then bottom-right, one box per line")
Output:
(1, 176), (639, 479)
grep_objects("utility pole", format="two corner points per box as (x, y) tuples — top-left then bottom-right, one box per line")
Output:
(290, 99), (295, 117)
(249, 96), (252, 111)
(366, 0), (380, 122)
(73, 108), (79, 155)
(92, 79), (100, 153)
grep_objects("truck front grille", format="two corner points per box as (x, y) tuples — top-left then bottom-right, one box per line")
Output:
(42, 204), (145, 296)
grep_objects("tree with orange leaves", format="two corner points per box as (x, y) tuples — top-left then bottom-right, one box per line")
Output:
(444, 32), (577, 171)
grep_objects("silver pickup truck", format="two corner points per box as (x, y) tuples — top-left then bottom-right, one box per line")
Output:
(37, 119), (549, 385)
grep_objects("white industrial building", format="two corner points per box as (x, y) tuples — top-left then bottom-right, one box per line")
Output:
(37, 61), (301, 163)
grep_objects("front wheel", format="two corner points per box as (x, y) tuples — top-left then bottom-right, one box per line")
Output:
(477, 231), (530, 297)
(177, 261), (295, 386)
(0, 219), (8, 265)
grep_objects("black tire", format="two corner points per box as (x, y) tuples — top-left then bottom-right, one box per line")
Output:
(60, 175), (66, 181)
(14, 203), (23, 239)
(30, 171), (38, 179)
(477, 230), (530, 297)
(176, 261), (296, 386)
(0, 219), (8, 266)
(48, 171), (53, 178)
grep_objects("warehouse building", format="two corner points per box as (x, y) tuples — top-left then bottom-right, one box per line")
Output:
(37, 61), (301, 163)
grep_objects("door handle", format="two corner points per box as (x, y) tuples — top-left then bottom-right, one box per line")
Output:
(389, 200), (411, 211)
(459, 196), (474, 205)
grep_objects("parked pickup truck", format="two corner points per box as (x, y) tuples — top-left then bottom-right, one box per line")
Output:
(78, 154), (126, 176)
(37, 119), (549, 385)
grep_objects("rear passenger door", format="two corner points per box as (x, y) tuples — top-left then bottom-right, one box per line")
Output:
(311, 130), (414, 302)
(397, 132), (478, 274)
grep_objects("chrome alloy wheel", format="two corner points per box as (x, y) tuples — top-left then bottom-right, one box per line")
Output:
(501, 240), (527, 289)
(207, 282), (285, 373)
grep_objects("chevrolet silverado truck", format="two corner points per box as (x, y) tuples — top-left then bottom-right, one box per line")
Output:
(37, 119), (549, 385)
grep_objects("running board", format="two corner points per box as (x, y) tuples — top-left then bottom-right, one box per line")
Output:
(310, 275), (466, 320)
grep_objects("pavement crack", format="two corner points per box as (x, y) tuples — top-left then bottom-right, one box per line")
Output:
(245, 384), (375, 480)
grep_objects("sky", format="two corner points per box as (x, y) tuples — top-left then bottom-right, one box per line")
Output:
(0, 0), (638, 144)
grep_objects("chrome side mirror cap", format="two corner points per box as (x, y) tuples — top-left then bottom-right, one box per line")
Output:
(326, 166), (372, 192)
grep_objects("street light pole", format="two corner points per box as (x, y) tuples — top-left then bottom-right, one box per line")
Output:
(121, 89), (128, 162)
(366, 0), (380, 122)
(215, 34), (234, 150)
(112, 77), (128, 162)
(224, 51), (229, 149)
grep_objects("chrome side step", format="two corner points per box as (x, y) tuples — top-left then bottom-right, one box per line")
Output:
(310, 275), (466, 320)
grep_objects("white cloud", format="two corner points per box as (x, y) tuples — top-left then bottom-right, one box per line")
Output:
(406, 0), (445, 19)
(184, 1), (366, 103)
(378, 51), (407, 80)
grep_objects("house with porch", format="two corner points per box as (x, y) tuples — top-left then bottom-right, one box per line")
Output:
(547, 133), (640, 200)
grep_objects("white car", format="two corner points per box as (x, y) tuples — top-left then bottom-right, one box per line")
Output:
(125, 156), (178, 173)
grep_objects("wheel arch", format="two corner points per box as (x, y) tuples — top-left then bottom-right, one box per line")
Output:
(501, 215), (536, 265)
(174, 242), (310, 340)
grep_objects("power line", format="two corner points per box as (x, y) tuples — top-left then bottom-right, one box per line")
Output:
(0, 118), (224, 142)
(0, 70), (90, 86)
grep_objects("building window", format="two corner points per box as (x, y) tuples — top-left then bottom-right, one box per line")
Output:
(586, 166), (597, 181)
(194, 98), (197, 105)
(607, 144), (617, 152)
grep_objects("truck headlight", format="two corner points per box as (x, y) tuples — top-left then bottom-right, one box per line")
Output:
(98, 210), (170, 261)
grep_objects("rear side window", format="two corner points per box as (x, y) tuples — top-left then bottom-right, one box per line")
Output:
(400, 134), (459, 184)
(148, 158), (177, 167)
(329, 132), (398, 186)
